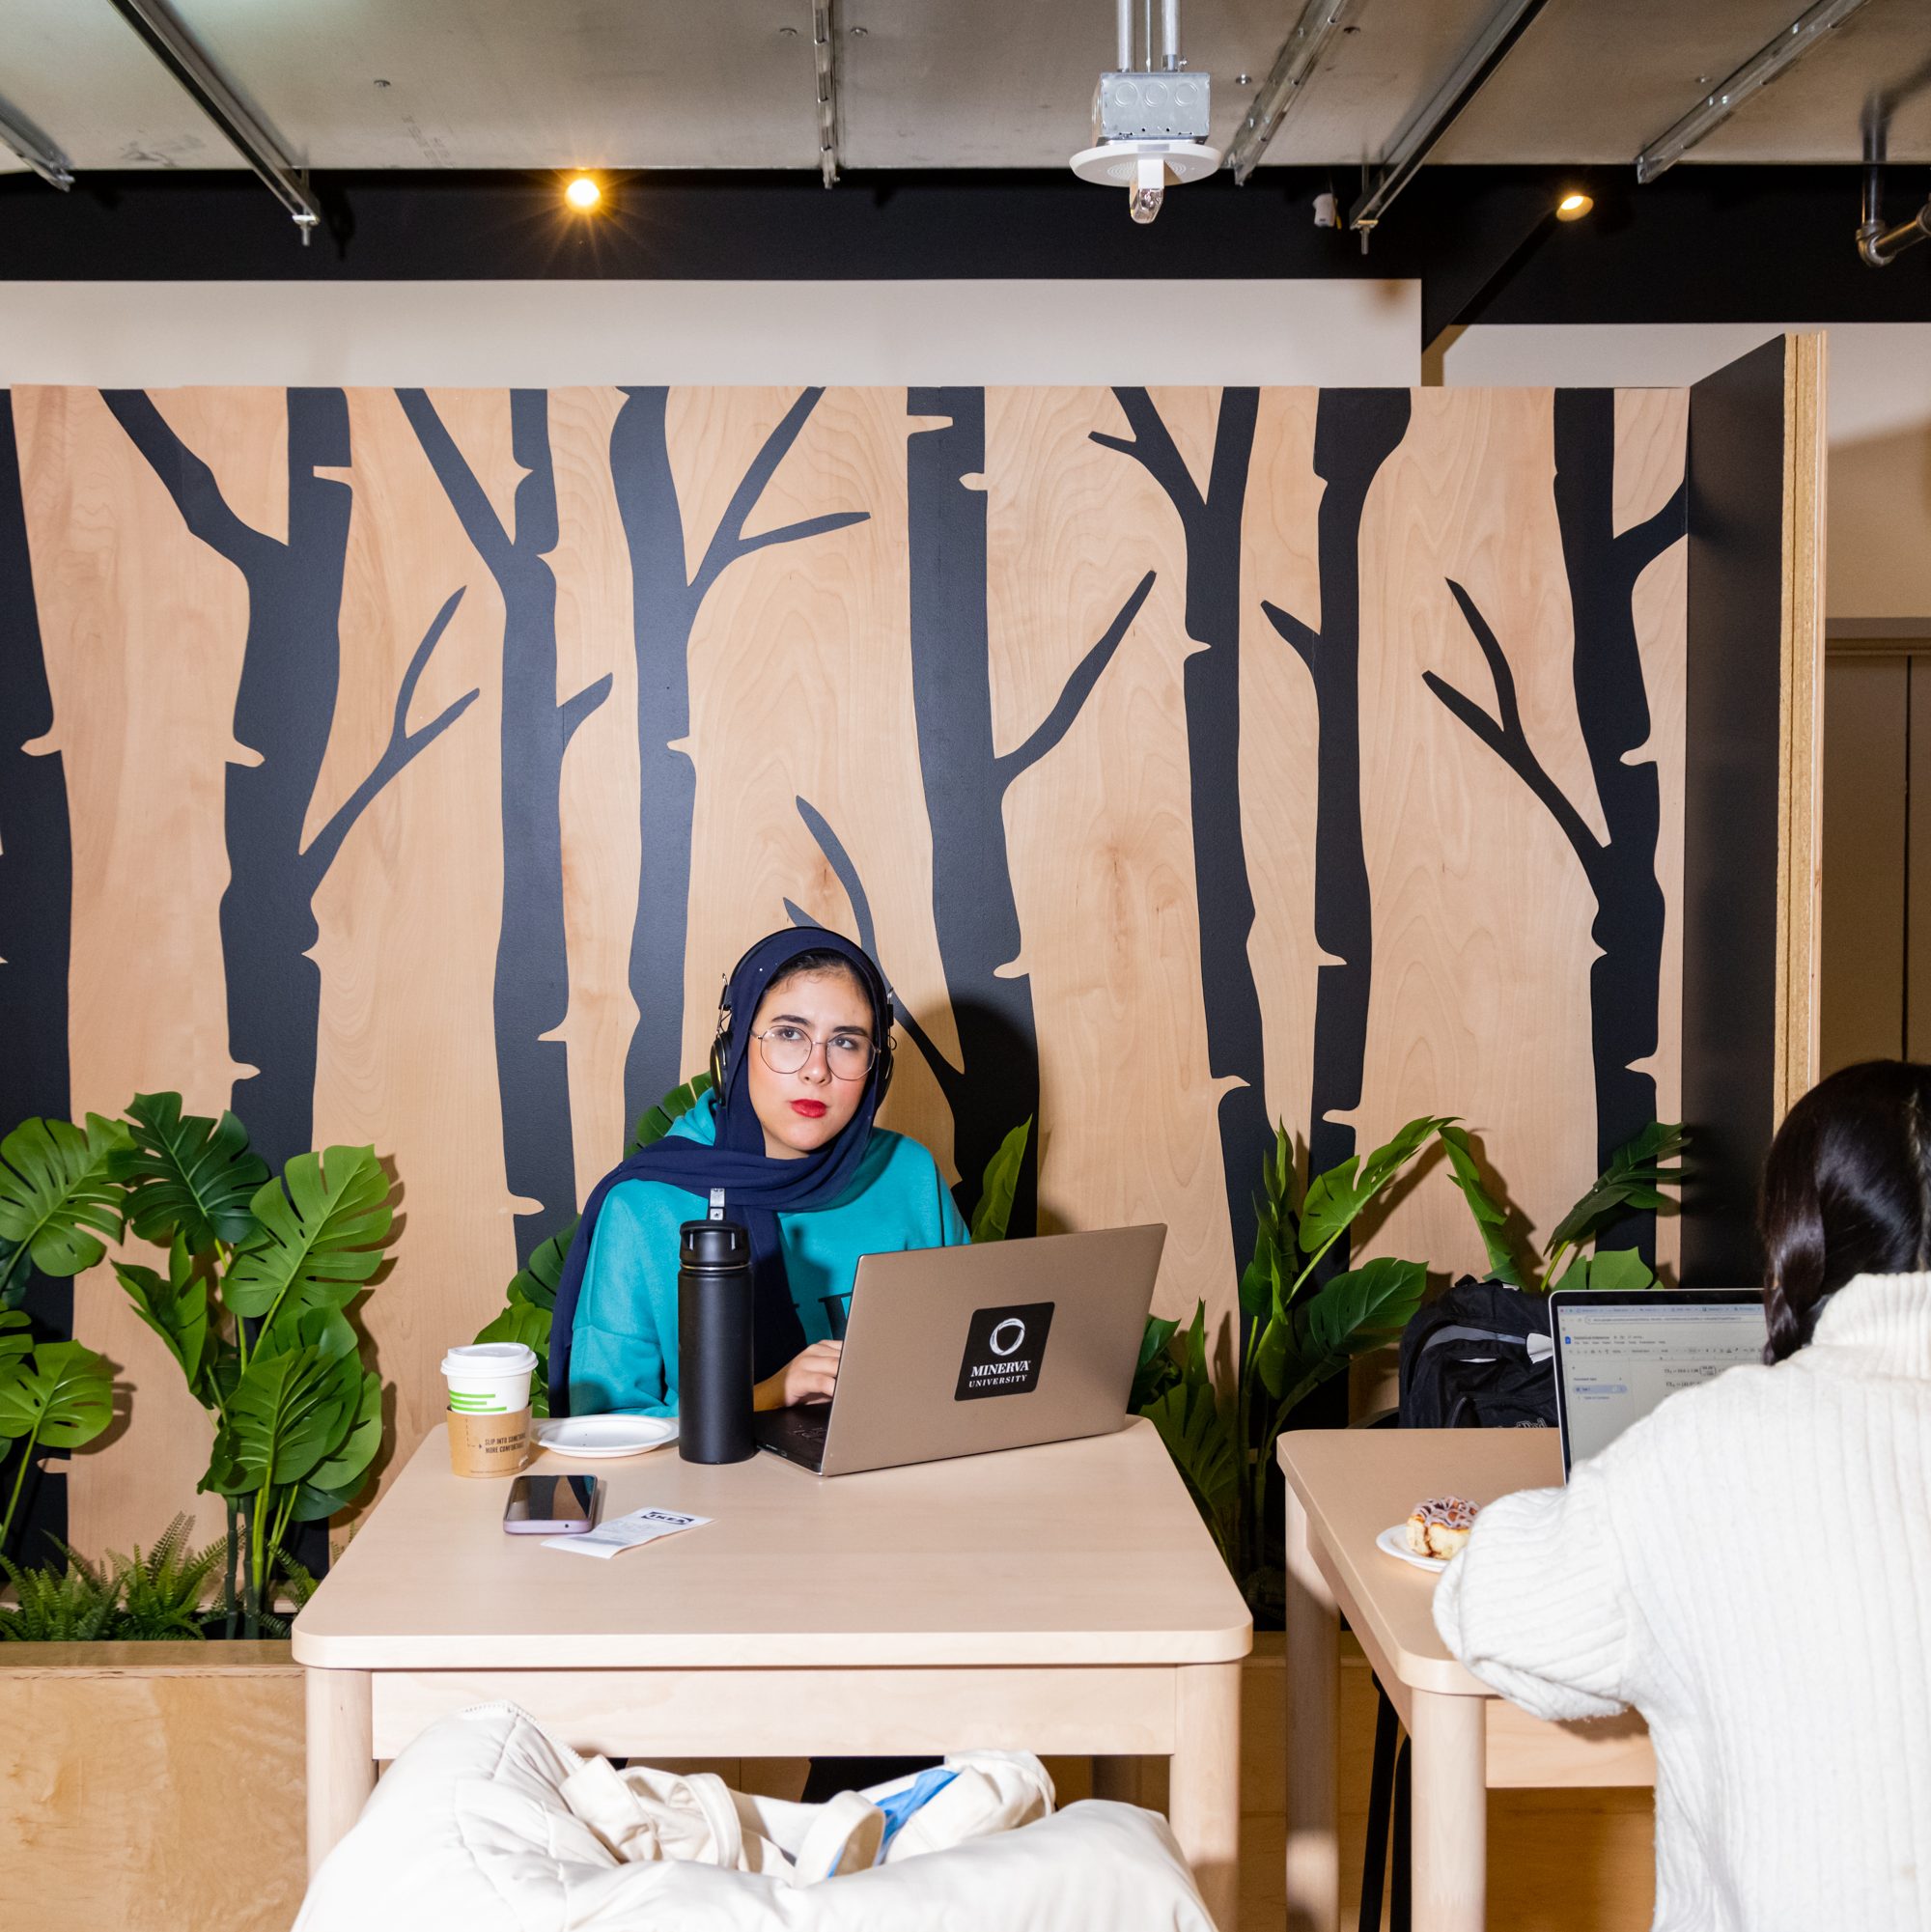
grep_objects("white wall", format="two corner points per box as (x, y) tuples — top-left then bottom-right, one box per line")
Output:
(1443, 322), (1931, 627)
(0, 278), (1420, 389)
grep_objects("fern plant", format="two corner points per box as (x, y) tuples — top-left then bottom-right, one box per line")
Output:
(0, 1543), (121, 1641)
(113, 1513), (224, 1640)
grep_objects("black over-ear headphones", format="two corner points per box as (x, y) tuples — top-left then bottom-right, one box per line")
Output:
(709, 938), (896, 1104)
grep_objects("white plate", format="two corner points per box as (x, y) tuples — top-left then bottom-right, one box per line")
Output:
(1376, 1523), (1448, 1574)
(535, 1414), (680, 1459)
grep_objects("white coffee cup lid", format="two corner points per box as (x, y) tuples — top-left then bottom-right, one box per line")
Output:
(441, 1342), (539, 1377)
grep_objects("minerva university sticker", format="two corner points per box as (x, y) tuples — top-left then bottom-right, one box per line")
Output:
(954, 1302), (1054, 1401)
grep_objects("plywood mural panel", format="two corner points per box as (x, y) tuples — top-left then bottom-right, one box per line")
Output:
(2, 380), (1688, 1564)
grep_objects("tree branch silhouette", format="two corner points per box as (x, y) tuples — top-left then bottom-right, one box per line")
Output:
(613, 385), (875, 1122)
(1424, 577), (1606, 878)
(298, 587), (479, 892)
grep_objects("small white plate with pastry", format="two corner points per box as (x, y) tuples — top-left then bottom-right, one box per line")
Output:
(1377, 1496), (1480, 1574)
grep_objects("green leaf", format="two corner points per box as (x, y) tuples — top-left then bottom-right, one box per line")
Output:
(967, 1118), (1031, 1244)
(1437, 1126), (1522, 1286)
(1129, 1314), (1181, 1411)
(1305, 1255), (1429, 1358)
(1254, 1304), (1315, 1404)
(1298, 1115), (1451, 1258)
(507, 1219), (575, 1317)
(1547, 1122), (1689, 1256)
(479, 1299), (550, 1358)
(625, 1072), (715, 1155)
(0, 1339), (115, 1448)
(222, 1146), (393, 1328)
(287, 1477), (365, 1525)
(1357, 1114), (1454, 1195)
(0, 1311), (32, 1366)
(1239, 1207), (1278, 1321)
(1587, 1247), (1658, 1292)
(1552, 1247), (1658, 1294)
(302, 1368), (381, 1499)
(113, 1236), (211, 1396)
(0, 1114), (130, 1302)
(1141, 1378), (1239, 1570)
(111, 1092), (268, 1252)
(204, 1345), (355, 1495)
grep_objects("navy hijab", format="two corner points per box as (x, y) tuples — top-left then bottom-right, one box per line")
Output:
(548, 927), (893, 1411)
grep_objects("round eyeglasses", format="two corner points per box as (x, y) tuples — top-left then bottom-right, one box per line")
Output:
(749, 1023), (878, 1081)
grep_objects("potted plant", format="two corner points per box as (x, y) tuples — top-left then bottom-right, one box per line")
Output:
(1133, 1114), (1447, 1615)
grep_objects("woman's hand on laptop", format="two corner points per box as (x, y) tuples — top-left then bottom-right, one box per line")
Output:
(754, 1340), (842, 1412)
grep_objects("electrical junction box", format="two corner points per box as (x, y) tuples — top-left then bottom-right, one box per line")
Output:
(1093, 70), (1211, 145)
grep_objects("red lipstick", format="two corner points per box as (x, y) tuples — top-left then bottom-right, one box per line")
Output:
(790, 1100), (827, 1119)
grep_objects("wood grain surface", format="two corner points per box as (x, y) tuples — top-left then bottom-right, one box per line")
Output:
(8, 381), (1706, 1566)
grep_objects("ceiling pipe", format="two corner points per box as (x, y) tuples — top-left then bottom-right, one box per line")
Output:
(811, 0), (842, 187)
(1857, 69), (1931, 266)
(1117, 0), (1133, 72)
(104, 0), (321, 238)
(1161, 0), (1181, 70)
(0, 96), (72, 190)
(1349, 0), (1549, 232)
(1635, 0), (1871, 184)
(1226, 0), (1363, 186)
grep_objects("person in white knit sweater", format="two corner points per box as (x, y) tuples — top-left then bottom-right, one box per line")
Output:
(1434, 1060), (1931, 1931)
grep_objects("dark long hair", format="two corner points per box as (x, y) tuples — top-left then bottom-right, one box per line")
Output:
(1758, 1059), (1931, 1362)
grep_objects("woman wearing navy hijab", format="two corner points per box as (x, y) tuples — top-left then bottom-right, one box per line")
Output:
(554, 927), (968, 1418)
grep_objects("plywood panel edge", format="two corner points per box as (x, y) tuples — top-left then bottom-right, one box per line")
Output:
(1777, 333), (1827, 1118)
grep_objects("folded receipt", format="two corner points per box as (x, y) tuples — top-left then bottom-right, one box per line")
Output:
(545, 1505), (711, 1559)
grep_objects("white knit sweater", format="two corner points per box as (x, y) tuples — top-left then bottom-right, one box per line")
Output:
(1433, 1273), (1931, 1931)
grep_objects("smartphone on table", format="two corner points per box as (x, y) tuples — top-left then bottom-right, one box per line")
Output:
(502, 1473), (602, 1534)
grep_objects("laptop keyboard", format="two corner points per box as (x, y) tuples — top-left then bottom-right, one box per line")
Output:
(760, 1402), (830, 1467)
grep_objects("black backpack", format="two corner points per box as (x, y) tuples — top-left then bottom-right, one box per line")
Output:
(1398, 1278), (1555, 1429)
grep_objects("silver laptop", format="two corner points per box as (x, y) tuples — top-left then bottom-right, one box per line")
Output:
(755, 1224), (1166, 1477)
(1551, 1288), (1767, 1477)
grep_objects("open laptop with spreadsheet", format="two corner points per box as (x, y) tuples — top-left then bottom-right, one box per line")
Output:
(1550, 1289), (1768, 1477)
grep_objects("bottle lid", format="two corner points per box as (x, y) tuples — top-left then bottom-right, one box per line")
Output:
(681, 1218), (748, 1267)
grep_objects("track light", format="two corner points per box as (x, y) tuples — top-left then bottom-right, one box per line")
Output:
(0, 98), (72, 189)
(564, 175), (602, 211)
(1349, 0), (1549, 233)
(1226, 0), (1365, 186)
(105, 0), (322, 238)
(1555, 191), (1593, 221)
(1635, 0), (1871, 184)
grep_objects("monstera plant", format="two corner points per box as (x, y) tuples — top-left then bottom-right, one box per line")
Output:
(0, 1091), (398, 1634)
(1133, 1115), (1447, 1613)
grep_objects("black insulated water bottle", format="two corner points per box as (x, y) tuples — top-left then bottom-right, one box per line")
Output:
(678, 1218), (755, 1463)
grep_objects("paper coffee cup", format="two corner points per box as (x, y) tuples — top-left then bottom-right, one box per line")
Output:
(441, 1343), (537, 1478)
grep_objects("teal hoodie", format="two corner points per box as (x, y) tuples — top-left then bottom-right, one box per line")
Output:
(567, 1090), (970, 1416)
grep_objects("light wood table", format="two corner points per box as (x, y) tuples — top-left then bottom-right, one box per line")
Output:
(1278, 1429), (1655, 1932)
(294, 1416), (1251, 1924)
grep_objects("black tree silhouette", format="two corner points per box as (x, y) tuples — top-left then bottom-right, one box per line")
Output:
(782, 391), (1155, 1227)
(0, 393), (75, 1555)
(1093, 387), (1268, 1269)
(1424, 390), (1687, 1261)
(400, 389), (613, 1264)
(1260, 390), (1413, 1186)
(609, 386), (869, 1123)
(105, 388), (479, 1170)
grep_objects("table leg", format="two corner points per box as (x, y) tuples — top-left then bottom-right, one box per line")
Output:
(1285, 1484), (1339, 1932)
(1408, 1691), (1486, 1932)
(306, 1668), (375, 1879)
(1169, 1660), (1242, 1931)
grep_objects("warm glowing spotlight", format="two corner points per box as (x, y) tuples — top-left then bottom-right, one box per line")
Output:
(565, 175), (602, 211)
(1555, 191), (1594, 221)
